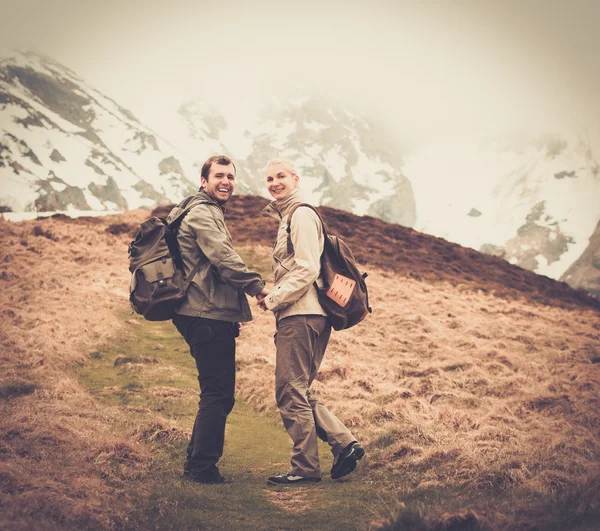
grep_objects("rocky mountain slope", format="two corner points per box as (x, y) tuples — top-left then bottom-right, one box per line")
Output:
(0, 47), (199, 213)
(561, 220), (600, 298)
(223, 95), (416, 227)
(405, 135), (600, 281)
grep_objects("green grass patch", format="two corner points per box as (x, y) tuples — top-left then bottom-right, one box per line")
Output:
(79, 310), (389, 530)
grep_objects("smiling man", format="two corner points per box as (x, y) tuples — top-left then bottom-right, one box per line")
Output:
(167, 154), (269, 484)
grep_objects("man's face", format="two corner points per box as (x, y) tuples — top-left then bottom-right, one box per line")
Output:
(201, 163), (236, 204)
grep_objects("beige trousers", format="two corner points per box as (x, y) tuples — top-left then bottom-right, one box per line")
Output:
(275, 315), (355, 478)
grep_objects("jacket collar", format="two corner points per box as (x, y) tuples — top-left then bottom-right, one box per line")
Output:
(263, 188), (304, 220)
(167, 189), (224, 223)
(194, 188), (225, 212)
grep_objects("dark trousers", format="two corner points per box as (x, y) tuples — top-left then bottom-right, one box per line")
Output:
(173, 314), (238, 477)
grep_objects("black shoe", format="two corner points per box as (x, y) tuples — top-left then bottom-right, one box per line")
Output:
(187, 471), (233, 484)
(267, 472), (321, 486)
(331, 442), (365, 479)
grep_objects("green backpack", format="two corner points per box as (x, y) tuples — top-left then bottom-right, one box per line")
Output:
(128, 198), (206, 321)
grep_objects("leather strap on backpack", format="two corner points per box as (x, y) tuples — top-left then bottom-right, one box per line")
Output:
(167, 198), (208, 230)
(182, 258), (204, 290)
(285, 203), (327, 293)
(286, 203), (328, 254)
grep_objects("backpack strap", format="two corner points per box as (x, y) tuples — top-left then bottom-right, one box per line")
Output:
(167, 198), (209, 230)
(169, 199), (211, 286)
(286, 203), (328, 254)
(285, 203), (327, 292)
(182, 257), (204, 290)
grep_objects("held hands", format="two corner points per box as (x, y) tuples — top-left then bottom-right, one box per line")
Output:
(256, 287), (270, 311)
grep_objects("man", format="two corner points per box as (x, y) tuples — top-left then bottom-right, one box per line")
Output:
(168, 155), (269, 484)
(258, 158), (364, 485)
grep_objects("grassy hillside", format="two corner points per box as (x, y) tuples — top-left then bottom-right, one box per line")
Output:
(190, 195), (600, 310)
(1, 201), (599, 530)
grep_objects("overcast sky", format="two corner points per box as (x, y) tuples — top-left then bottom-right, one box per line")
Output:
(2, 0), (599, 147)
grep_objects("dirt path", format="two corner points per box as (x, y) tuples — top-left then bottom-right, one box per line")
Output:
(79, 310), (387, 531)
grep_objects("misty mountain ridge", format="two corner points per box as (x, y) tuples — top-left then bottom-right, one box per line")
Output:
(0, 48), (598, 295)
(164, 83), (600, 292)
(405, 134), (600, 280)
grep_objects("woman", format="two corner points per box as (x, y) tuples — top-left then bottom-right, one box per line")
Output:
(259, 158), (364, 485)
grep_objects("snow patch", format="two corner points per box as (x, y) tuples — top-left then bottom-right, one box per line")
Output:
(322, 147), (346, 181)
(305, 120), (328, 132)
(49, 181), (67, 192)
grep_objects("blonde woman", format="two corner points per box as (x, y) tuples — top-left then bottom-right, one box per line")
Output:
(258, 158), (364, 485)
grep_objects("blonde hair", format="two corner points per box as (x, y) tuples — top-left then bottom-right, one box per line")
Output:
(264, 158), (298, 176)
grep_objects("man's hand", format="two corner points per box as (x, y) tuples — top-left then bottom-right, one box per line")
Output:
(256, 287), (270, 311)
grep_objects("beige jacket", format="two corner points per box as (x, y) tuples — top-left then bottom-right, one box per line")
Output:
(262, 189), (327, 322)
(167, 190), (265, 322)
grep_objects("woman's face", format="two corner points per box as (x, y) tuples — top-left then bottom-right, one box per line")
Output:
(265, 163), (299, 200)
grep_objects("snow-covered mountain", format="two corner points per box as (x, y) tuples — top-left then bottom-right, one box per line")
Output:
(239, 95), (416, 227)
(178, 96), (599, 284)
(1, 48), (599, 294)
(0, 48), (199, 213)
(560, 220), (600, 298)
(405, 135), (600, 280)
(176, 94), (417, 227)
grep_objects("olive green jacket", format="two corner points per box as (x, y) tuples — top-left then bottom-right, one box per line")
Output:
(168, 190), (265, 322)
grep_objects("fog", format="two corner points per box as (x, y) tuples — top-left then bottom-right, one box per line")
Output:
(2, 0), (599, 148)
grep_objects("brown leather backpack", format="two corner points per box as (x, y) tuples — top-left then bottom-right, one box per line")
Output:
(287, 204), (372, 330)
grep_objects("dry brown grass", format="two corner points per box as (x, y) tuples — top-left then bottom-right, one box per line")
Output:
(235, 246), (600, 528)
(236, 253), (600, 488)
(0, 211), (166, 529)
(1, 203), (600, 529)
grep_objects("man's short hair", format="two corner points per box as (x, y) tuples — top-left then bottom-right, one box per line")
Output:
(201, 155), (236, 180)
(264, 158), (298, 176)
